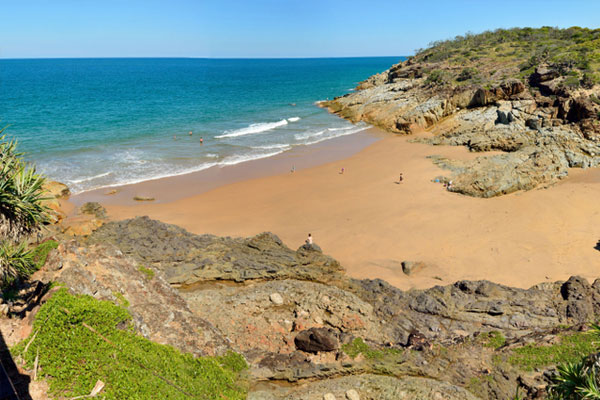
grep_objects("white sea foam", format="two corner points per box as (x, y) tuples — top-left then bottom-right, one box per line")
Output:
(327, 126), (354, 132)
(215, 119), (288, 138)
(251, 143), (291, 150)
(287, 117), (300, 122)
(303, 125), (368, 146)
(70, 162), (220, 194)
(70, 171), (112, 184)
(294, 130), (325, 141)
(219, 149), (286, 166)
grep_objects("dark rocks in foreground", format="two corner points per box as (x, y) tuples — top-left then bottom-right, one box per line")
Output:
(29, 217), (600, 399)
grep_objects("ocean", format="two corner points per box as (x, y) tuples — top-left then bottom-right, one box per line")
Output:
(0, 57), (401, 193)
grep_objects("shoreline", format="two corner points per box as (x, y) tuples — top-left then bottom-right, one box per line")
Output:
(71, 129), (382, 207)
(82, 127), (600, 291)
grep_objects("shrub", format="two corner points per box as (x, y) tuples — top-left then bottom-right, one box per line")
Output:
(457, 67), (479, 82)
(425, 69), (451, 85)
(547, 324), (600, 399)
(564, 76), (581, 88)
(0, 129), (49, 241)
(0, 241), (35, 287)
(0, 239), (57, 288)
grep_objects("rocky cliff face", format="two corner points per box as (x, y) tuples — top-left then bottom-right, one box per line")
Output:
(322, 60), (600, 197)
(23, 217), (600, 399)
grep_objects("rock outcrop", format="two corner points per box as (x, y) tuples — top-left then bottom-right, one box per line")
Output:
(52, 217), (600, 398)
(13, 216), (600, 398)
(322, 61), (600, 197)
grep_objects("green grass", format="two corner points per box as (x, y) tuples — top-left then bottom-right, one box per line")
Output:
(482, 331), (506, 349)
(31, 240), (58, 270)
(508, 331), (598, 371)
(112, 291), (130, 308)
(137, 265), (155, 280)
(341, 337), (401, 360)
(13, 288), (247, 399)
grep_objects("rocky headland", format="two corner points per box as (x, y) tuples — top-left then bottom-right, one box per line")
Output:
(3, 215), (599, 399)
(322, 27), (600, 197)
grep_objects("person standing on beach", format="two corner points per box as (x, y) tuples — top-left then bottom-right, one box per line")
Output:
(398, 173), (404, 183)
(340, 167), (345, 174)
(291, 165), (295, 173)
(306, 233), (313, 245)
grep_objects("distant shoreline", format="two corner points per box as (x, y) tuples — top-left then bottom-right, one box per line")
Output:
(70, 129), (382, 207)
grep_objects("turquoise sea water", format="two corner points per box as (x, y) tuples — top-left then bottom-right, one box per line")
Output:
(0, 57), (401, 193)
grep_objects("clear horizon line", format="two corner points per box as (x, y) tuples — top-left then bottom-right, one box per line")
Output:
(0, 55), (408, 61)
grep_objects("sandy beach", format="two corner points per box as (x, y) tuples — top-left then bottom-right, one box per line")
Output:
(80, 128), (600, 290)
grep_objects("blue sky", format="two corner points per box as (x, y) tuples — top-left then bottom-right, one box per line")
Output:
(2, 0), (600, 58)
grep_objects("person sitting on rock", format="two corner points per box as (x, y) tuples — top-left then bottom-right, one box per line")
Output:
(305, 233), (313, 245)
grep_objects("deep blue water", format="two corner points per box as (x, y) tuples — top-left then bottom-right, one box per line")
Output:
(0, 57), (401, 193)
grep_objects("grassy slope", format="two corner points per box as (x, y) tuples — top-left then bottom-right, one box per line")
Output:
(13, 288), (248, 399)
(406, 26), (600, 88)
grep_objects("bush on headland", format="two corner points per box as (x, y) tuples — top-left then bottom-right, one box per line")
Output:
(0, 127), (50, 287)
(411, 26), (600, 88)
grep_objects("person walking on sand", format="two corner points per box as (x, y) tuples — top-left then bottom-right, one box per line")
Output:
(398, 173), (404, 183)
(340, 167), (345, 174)
(305, 233), (313, 245)
(291, 165), (295, 173)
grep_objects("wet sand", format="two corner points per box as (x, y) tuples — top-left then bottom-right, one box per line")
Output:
(85, 128), (600, 290)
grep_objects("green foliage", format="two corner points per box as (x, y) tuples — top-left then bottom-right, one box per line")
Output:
(425, 69), (451, 85)
(0, 128), (50, 241)
(341, 337), (400, 360)
(564, 75), (581, 88)
(482, 331), (506, 349)
(13, 289), (248, 399)
(413, 27), (600, 88)
(30, 240), (58, 270)
(456, 67), (479, 82)
(137, 265), (155, 280)
(0, 241), (35, 287)
(112, 291), (130, 308)
(509, 331), (598, 371)
(547, 324), (600, 399)
(0, 239), (57, 288)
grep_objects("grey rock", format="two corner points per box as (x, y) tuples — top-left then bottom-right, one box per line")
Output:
(88, 217), (343, 287)
(295, 327), (339, 353)
(270, 293), (284, 305)
(401, 261), (426, 275)
(345, 389), (360, 400)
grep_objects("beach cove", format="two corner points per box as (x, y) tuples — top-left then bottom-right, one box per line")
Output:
(73, 126), (600, 291)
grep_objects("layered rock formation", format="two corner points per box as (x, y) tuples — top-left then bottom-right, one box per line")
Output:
(323, 58), (600, 197)
(19, 217), (600, 399)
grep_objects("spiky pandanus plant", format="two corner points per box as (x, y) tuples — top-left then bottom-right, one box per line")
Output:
(549, 324), (600, 399)
(0, 129), (49, 240)
(0, 128), (49, 286)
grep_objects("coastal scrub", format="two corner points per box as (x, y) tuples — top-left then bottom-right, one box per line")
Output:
(14, 288), (248, 399)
